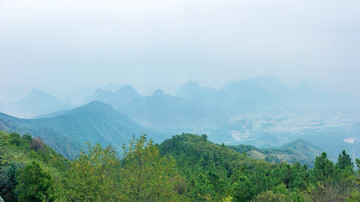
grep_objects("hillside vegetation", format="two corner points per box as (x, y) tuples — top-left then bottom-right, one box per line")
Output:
(228, 138), (322, 167)
(1, 131), (360, 201)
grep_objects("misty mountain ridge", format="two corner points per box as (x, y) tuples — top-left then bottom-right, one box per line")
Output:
(1, 77), (353, 119)
(1, 76), (359, 161)
(0, 101), (163, 159)
(1, 88), (72, 118)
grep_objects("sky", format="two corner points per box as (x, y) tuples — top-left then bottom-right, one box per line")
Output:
(1, 0), (360, 102)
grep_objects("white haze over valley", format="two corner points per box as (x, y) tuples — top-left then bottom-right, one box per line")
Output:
(1, 0), (360, 102)
(1, 0), (360, 163)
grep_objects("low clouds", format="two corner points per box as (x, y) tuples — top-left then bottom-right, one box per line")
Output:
(1, 0), (360, 101)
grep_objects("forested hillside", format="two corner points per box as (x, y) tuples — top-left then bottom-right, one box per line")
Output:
(1, 131), (360, 201)
(228, 138), (322, 167)
(0, 101), (163, 159)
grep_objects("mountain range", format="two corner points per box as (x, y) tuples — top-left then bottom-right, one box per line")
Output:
(0, 101), (164, 159)
(0, 76), (359, 161)
(0, 100), (324, 165)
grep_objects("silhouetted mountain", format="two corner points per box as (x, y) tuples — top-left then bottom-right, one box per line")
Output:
(1, 88), (71, 118)
(85, 85), (217, 131)
(124, 89), (215, 130)
(85, 85), (141, 106)
(0, 101), (163, 158)
(221, 79), (277, 111)
(176, 81), (218, 101)
(81, 78), (355, 138)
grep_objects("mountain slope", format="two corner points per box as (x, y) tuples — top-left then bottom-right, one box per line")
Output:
(0, 101), (162, 159)
(0, 112), (84, 159)
(38, 101), (153, 150)
(228, 138), (322, 167)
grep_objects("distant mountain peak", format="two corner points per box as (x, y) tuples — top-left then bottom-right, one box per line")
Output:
(176, 81), (207, 99)
(28, 88), (53, 98)
(95, 88), (110, 94)
(152, 89), (165, 97)
(94, 89), (112, 97)
(81, 101), (113, 110)
(280, 138), (321, 151)
(184, 81), (200, 88)
(115, 85), (140, 97)
(30, 88), (44, 93)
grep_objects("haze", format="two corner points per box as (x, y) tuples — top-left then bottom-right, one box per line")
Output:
(1, 0), (360, 102)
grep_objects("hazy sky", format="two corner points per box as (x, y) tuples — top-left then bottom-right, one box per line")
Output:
(1, 0), (360, 102)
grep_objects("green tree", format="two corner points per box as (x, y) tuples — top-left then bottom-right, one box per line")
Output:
(311, 152), (337, 184)
(9, 132), (21, 146)
(230, 169), (254, 201)
(120, 135), (181, 201)
(0, 162), (23, 202)
(337, 150), (353, 170)
(15, 161), (56, 202)
(64, 143), (120, 201)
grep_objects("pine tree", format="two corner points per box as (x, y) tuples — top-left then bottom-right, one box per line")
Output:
(311, 152), (337, 183)
(336, 150), (353, 170)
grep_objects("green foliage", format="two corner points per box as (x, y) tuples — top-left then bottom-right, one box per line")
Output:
(255, 190), (291, 202)
(270, 162), (309, 191)
(64, 143), (121, 201)
(0, 131), (69, 201)
(158, 133), (251, 200)
(15, 161), (56, 202)
(337, 150), (354, 170)
(1, 131), (360, 201)
(0, 162), (23, 202)
(120, 135), (181, 201)
(311, 152), (337, 184)
(346, 191), (360, 202)
(230, 169), (254, 201)
(9, 132), (21, 146)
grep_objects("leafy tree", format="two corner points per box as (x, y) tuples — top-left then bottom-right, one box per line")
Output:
(9, 132), (21, 146)
(21, 134), (32, 144)
(15, 161), (56, 202)
(64, 143), (120, 201)
(120, 135), (181, 201)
